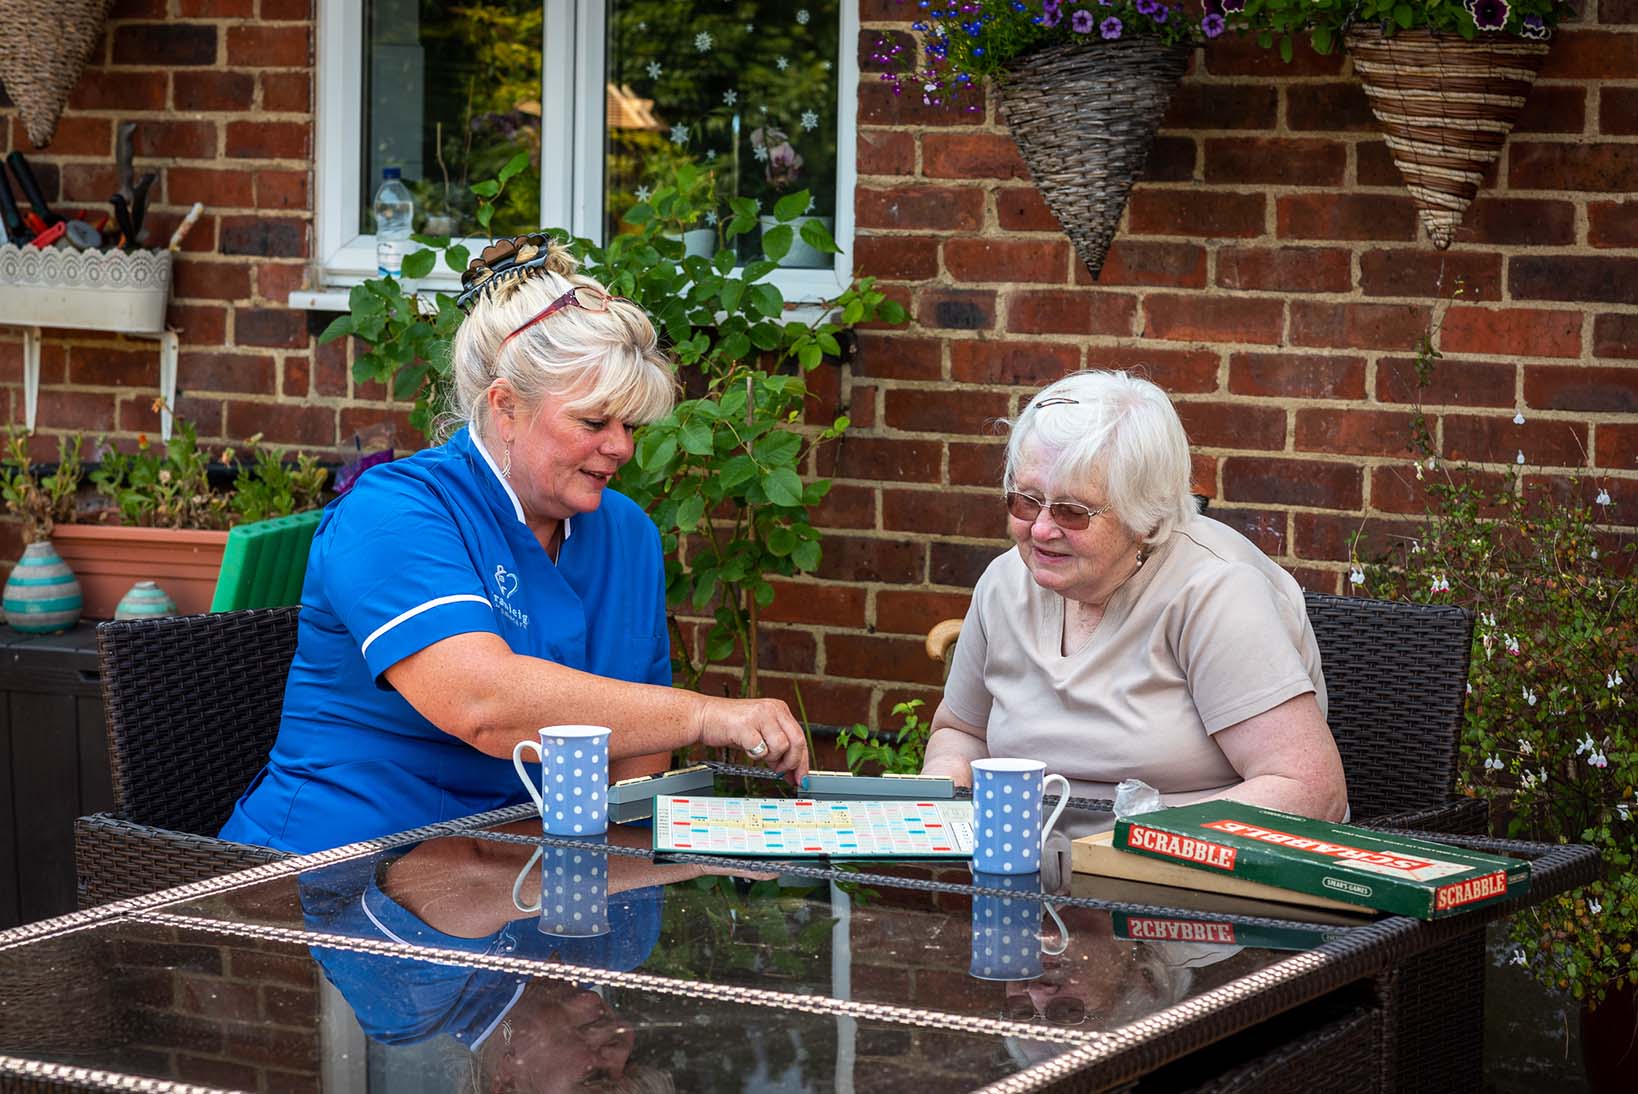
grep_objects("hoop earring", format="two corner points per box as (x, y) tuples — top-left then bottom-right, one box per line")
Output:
(501, 443), (512, 480)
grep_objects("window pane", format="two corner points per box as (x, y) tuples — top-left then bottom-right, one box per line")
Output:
(361, 0), (543, 239)
(606, 1), (840, 267)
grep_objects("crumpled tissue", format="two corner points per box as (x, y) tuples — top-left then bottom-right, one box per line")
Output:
(1113, 777), (1163, 819)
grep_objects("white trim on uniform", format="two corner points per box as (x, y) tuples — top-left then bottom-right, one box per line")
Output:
(360, 594), (494, 658)
(469, 419), (571, 540)
(359, 890), (412, 946)
(469, 984), (529, 1052)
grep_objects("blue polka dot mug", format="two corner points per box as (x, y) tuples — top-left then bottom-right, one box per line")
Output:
(511, 725), (611, 836)
(512, 843), (611, 938)
(970, 758), (1071, 874)
(967, 871), (1071, 982)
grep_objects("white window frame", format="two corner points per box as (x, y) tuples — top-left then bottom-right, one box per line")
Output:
(295, 0), (859, 311)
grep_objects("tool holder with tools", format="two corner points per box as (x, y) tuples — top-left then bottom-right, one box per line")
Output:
(0, 126), (193, 441)
(0, 244), (178, 440)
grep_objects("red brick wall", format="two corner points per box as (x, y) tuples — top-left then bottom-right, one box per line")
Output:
(2, 2), (1634, 728)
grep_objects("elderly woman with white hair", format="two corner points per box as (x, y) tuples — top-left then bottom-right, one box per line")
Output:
(921, 370), (1347, 824)
(222, 235), (808, 853)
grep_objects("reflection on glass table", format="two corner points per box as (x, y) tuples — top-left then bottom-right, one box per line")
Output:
(7, 772), (1603, 1094)
(0, 917), (1074, 1093)
(161, 817), (1299, 1040)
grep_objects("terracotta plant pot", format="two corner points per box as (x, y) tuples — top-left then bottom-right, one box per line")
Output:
(50, 525), (229, 619)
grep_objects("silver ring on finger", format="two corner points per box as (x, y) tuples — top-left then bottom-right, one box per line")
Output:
(747, 738), (769, 759)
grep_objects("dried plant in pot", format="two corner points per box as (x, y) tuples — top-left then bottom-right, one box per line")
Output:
(0, 431), (85, 632)
(3, 417), (329, 619)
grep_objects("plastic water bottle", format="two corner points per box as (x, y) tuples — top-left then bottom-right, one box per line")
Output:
(372, 167), (414, 278)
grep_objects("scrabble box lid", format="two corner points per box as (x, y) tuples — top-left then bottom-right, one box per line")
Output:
(1112, 801), (1530, 919)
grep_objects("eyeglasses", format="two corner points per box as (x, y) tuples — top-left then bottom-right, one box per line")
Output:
(1004, 992), (1087, 1025)
(500, 286), (630, 350)
(1002, 969), (1088, 1025)
(1004, 490), (1111, 531)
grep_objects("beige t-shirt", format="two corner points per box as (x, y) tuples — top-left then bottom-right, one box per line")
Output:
(943, 512), (1327, 807)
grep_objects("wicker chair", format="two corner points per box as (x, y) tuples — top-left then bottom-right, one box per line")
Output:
(74, 607), (300, 908)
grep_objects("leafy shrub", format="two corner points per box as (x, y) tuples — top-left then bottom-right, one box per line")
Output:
(1356, 339), (1635, 1004)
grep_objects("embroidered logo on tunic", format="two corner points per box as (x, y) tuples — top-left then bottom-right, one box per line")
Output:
(492, 564), (529, 629)
(493, 565), (520, 599)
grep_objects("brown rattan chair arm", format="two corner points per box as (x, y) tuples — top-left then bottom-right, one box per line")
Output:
(75, 812), (292, 909)
(925, 618), (963, 664)
(1360, 797), (1489, 837)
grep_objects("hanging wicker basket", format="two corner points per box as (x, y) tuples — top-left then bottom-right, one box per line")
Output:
(997, 38), (1192, 280)
(0, 0), (114, 148)
(1345, 26), (1549, 249)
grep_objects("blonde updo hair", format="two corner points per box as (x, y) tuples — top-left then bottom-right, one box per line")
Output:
(448, 237), (677, 441)
(1002, 370), (1195, 547)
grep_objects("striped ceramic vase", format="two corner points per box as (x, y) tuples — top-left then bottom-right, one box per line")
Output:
(3, 541), (84, 634)
(115, 580), (177, 620)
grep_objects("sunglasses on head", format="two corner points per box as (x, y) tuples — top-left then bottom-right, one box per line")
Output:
(499, 285), (631, 351)
(1004, 491), (1111, 531)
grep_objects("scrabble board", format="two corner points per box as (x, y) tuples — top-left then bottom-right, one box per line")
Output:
(653, 796), (975, 859)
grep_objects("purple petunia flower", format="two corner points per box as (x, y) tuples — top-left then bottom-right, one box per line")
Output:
(1467, 0), (1509, 29)
(1041, 0), (1062, 27)
(1072, 8), (1094, 31)
(1152, 4), (1168, 21)
(1201, 12), (1225, 36)
(1100, 15), (1122, 37)
(1135, 0), (1159, 14)
(1520, 13), (1549, 37)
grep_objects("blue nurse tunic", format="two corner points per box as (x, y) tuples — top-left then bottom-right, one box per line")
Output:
(219, 427), (672, 854)
(299, 852), (662, 1049)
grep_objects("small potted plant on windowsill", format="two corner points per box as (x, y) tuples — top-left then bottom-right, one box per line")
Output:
(749, 124), (837, 270)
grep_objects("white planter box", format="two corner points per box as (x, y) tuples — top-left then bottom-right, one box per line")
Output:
(0, 245), (179, 438)
(0, 245), (172, 334)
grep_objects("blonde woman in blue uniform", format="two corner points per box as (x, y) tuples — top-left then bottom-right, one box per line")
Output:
(223, 235), (808, 853)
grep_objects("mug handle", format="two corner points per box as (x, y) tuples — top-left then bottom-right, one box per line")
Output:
(512, 738), (546, 814)
(510, 845), (544, 914)
(1041, 901), (1070, 956)
(1041, 773), (1071, 848)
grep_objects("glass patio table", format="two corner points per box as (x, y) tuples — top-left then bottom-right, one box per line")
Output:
(0, 768), (1599, 1094)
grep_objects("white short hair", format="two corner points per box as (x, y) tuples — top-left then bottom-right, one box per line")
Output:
(1001, 370), (1195, 546)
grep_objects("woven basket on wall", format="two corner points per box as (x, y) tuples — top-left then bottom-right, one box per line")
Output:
(1345, 26), (1549, 250)
(0, 0), (114, 148)
(997, 38), (1193, 280)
